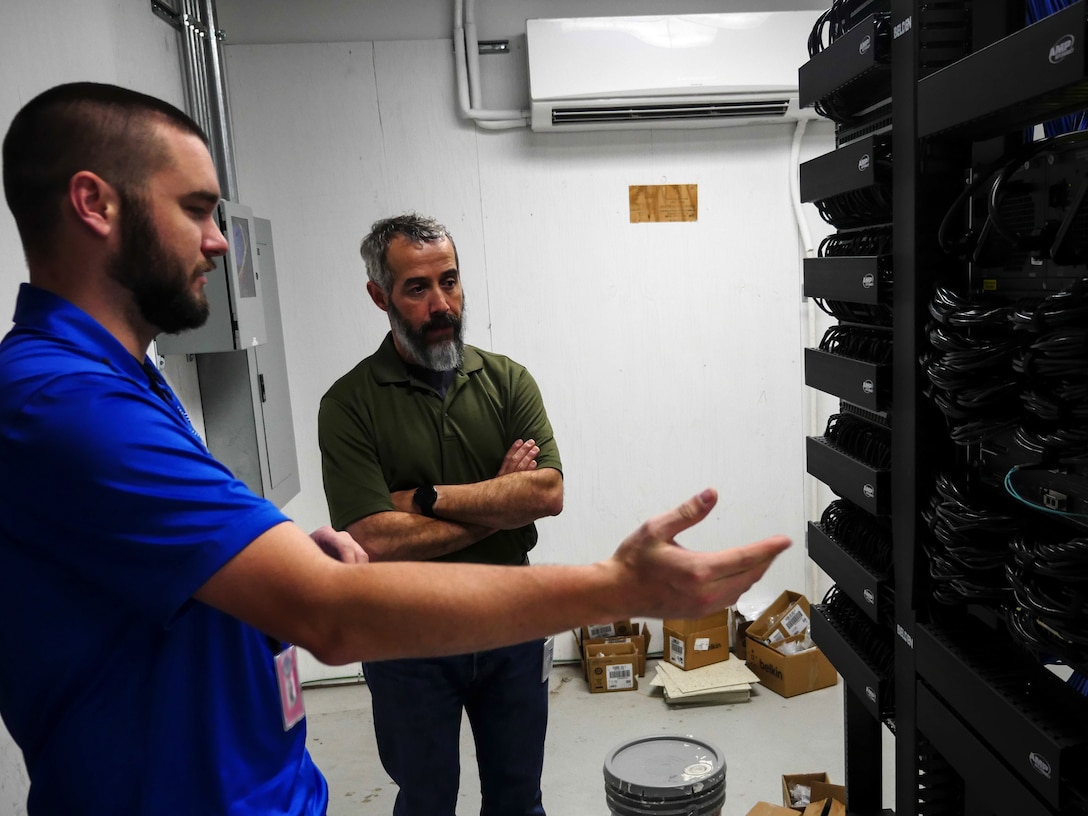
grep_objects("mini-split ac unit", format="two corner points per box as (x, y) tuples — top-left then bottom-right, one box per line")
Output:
(526, 12), (824, 132)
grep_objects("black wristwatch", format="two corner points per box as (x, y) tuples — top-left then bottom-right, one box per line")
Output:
(414, 485), (439, 518)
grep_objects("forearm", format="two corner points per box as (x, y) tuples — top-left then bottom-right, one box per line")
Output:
(196, 493), (791, 667)
(313, 559), (622, 662)
(346, 511), (491, 562)
(434, 468), (563, 529)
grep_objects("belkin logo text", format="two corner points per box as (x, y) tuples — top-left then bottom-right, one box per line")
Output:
(758, 658), (783, 680)
(1050, 35), (1075, 64)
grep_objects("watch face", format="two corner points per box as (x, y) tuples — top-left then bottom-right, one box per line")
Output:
(415, 486), (437, 516)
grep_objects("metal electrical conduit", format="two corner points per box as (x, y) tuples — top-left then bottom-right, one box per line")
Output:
(152, 0), (240, 201)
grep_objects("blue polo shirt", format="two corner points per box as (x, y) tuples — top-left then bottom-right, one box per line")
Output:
(0, 284), (327, 815)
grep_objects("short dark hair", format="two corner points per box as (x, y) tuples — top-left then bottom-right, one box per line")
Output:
(2, 82), (208, 258)
(360, 213), (459, 294)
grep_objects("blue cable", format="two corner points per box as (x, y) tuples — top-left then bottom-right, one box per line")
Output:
(1003, 466), (1088, 521)
(1028, 0), (1086, 137)
(1070, 670), (1088, 696)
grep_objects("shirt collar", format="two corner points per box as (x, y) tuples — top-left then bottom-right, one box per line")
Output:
(11, 282), (154, 381)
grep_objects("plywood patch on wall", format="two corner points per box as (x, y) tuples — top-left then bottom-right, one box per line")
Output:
(629, 184), (698, 223)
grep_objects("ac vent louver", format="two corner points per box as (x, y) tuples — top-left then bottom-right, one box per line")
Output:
(551, 99), (792, 126)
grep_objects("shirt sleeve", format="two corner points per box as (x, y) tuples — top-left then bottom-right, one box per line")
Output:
(8, 371), (288, 624)
(508, 366), (563, 475)
(318, 393), (396, 530)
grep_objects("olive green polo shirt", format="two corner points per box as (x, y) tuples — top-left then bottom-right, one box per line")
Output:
(318, 333), (562, 565)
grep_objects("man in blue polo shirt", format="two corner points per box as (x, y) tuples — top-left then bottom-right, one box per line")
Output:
(0, 82), (791, 815)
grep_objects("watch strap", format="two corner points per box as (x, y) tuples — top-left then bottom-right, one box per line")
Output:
(414, 485), (439, 518)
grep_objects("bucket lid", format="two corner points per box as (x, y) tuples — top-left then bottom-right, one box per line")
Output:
(603, 735), (725, 799)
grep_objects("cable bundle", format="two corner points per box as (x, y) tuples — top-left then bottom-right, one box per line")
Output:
(807, 2), (891, 124)
(814, 228), (894, 325)
(920, 473), (1019, 609)
(819, 324), (893, 363)
(818, 226), (893, 257)
(1006, 535), (1088, 668)
(1010, 283), (1088, 458)
(824, 412), (891, 468)
(807, 0), (887, 56)
(821, 586), (895, 690)
(814, 297), (893, 326)
(820, 499), (893, 576)
(815, 185), (893, 230)
(938, 130), (1088, 261)
(920, 287), (1026, 445)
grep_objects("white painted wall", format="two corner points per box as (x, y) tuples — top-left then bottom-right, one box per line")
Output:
(222, 26), (835, 681)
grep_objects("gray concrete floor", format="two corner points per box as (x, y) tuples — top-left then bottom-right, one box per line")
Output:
(303, 661), (896, 815)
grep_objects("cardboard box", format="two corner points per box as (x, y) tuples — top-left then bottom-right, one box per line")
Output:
(746, 636), (837, 697)
(576, 623), (651, 677)
(747, 591), (812, 646)
(744, 591), (836, 697)
(662, 610), (730, 670)
(582, 641), (638, 694)
(731, 608), (752, 661)
(579, 620), (634, 640)
(783, 772), (835, 812)
(802, 800), (846, 816)
(745, 804), (800, 816)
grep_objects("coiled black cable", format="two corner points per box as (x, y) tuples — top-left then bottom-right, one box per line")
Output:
(920, 473), (1019, 608)
(1006, 535), (1088, 666)
(818, 226), (893, 257)
(820, 499), (894, 576)
(819, 324), (894, 364)
(824, 412), (891, 468)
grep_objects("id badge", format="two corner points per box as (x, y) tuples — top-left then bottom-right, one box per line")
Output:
(274, 644), (306, 731)
(541, 635), (554, 683)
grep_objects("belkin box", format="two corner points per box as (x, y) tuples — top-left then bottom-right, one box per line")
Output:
(745, 592), (837, 697)
(662, 610), (731, 671)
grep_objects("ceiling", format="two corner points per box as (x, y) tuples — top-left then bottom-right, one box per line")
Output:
(216, 0), (830, 45)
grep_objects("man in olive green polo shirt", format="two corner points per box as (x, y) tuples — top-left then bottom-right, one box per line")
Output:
(318, 213), (563, 816)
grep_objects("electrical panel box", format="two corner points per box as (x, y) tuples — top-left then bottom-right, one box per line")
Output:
(188, 217), (299, 508)
(156, 200), (268, 355)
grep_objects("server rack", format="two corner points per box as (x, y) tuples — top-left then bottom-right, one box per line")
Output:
(799, 2), (1088, 815)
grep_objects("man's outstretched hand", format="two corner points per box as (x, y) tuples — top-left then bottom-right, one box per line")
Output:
(605, 488), (790, 619)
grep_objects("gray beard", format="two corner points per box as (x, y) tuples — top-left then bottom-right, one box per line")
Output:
(389, 303), (466, 371)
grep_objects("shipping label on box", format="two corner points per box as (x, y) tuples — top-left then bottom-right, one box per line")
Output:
(575, 623), (651, 677)
(747, 591), (810, 645)
(580, 620), (633, 640)
(583, 641), (638, 694)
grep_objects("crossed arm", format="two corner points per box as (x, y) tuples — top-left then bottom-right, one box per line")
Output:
(347, 438), (564, 562)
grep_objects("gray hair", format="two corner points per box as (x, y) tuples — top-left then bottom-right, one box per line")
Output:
(360, 213), (458, 294)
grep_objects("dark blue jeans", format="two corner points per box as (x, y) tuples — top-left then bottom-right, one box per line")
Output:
(362, 638), (548, 816)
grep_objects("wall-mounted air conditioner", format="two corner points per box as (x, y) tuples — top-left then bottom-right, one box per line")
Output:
(526, 12), (824, 132)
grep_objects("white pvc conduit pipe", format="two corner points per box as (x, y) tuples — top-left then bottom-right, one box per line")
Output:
(453, 0), (530, 129)
(790, 118), (826, 603)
